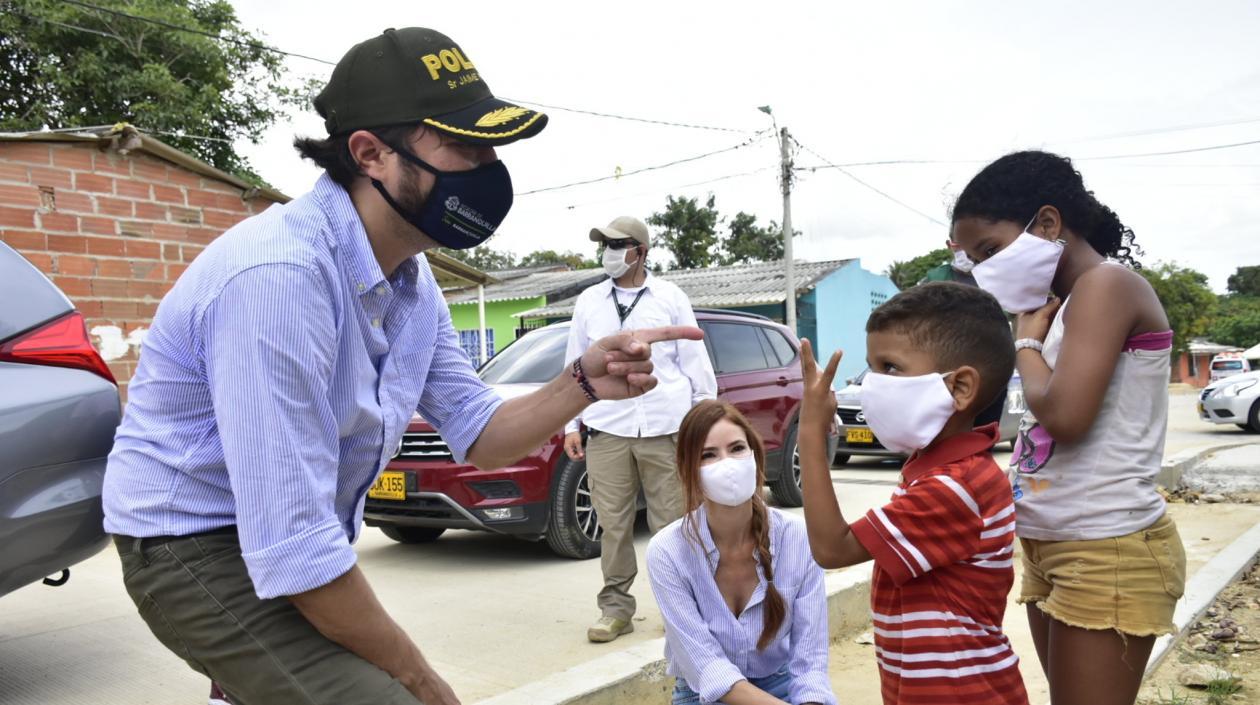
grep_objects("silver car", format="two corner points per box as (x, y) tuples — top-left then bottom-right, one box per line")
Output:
(1198, 370), (1260, 433)
(833, 368), (1025, 463)
(0, 241), (121, 597)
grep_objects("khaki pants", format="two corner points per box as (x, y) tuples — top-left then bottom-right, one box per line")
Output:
(585, 431), (683, 620)
(114, 530), (419, 705)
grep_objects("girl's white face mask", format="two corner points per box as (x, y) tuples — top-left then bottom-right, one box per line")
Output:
(970, 218), (1064, 313)
(859, 371), (958, 454)
(700, 454), (758, 506)
(602, 246), (637, 279)
(951, 249), (976, 273)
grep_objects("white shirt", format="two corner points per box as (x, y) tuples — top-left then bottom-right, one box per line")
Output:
(564, 273), (716, 436)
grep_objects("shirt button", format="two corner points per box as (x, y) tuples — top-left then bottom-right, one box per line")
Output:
(357, 282), (366, 292)
(371, 318), (381, 328)
(376, 286), (386, 295)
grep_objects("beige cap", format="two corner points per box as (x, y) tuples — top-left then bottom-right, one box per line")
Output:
(589, 216), (650, 248)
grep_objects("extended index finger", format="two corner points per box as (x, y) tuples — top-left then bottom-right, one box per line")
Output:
(800, 338), (818, 381)
(631, 326), (705, 345)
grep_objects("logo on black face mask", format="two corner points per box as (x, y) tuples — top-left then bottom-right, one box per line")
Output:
(445, 196), (460, 211)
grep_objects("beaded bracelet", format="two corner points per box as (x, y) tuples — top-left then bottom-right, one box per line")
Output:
(571, 358), (600, 403)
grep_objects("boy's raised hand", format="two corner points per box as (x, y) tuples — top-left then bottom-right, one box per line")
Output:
(799, 339), (842, 433)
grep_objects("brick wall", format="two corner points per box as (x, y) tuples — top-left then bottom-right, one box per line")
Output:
(0, 141), (284, 396)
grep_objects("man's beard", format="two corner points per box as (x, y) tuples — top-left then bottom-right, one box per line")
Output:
(394, 163), (434, 247)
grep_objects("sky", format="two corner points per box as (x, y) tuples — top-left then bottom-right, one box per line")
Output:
(228, 0), (1260, 293)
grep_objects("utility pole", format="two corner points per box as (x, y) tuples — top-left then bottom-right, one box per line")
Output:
(778, 126), (796, 334)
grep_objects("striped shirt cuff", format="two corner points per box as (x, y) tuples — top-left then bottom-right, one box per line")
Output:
(241, 519), (357, 599)
(790, 671), (838, 705)
(695, 659), (746, 704)
(850, 514), (915, 586)
(439, 386), (504, 465)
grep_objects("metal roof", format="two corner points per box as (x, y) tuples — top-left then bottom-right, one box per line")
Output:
(513, 259), (853, 319)
(445, 267), (606, 305)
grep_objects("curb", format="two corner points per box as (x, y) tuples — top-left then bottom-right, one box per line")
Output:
(473, 567), (871, 705)
(1155, 441), (1260, 490)
(1146, 520), (1260, 674)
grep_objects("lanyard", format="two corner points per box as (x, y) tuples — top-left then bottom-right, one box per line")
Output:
(611, 287), (647, 327)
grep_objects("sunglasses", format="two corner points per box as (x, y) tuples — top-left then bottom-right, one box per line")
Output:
(604, 239), (637, 250)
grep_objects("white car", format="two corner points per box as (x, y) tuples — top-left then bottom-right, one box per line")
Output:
(1199, 370), (1260, 433)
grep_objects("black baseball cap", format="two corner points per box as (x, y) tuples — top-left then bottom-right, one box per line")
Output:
(314, 27), (548, 145)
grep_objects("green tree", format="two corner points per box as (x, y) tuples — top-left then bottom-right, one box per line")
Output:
(886, 248), (951, 290)
(518, 249), (599, 270)
(1208, 295), (1260, 348)
(0, 0), (310, 181)
(443, 245), (518, 271)
(647, 194), (721, 270)
(1227, 265), (1260, 297)
(1139, 262), (1217, 354)
(721, 211), (789, 265)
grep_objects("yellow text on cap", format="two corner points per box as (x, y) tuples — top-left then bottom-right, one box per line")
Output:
(421, 48), (476, 80)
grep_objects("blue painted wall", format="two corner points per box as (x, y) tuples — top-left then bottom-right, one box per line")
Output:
(726, 260), (899, 387)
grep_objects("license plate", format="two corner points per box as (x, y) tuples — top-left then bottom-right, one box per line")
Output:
(368, 471), (406, 500)
(846, 428), (875, 444)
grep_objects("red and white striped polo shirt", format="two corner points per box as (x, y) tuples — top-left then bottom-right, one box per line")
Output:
(850, 424), (1028, 705)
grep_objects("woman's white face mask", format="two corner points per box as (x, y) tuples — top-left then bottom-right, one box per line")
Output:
(970, 216), (1064, 313)
(700, 453), (758, 506)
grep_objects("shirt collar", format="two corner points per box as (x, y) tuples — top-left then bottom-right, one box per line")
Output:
(901, 422), (1000, 482)
(312, 173), (403, 296)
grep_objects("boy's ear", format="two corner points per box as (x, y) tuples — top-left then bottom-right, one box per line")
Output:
(948, 365), (982, 412)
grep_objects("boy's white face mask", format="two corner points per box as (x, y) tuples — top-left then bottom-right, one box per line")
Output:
(971, 216), (1064, 313)
(859, 371), (958, 454)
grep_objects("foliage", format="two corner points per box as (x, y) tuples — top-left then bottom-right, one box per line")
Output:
(1227, 265), (1260, 297)
(721, 211), (789, 265)
(1139, 262), (1217, 354)
(647, 194), (721, 270)
(886, 248), (951, 290)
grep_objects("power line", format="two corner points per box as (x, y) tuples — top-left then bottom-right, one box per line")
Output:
(790, 138), (947, 226)
(499, 97), (746, 134)
(517, 130), (771, 196)
(561, 166), (777, 210)
(57, 0), (337, 65)
(1058, 115), (1260, 145)
(1076, 138), (1260, 161)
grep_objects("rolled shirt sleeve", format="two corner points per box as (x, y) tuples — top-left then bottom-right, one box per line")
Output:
(646, 537), (746, 703)
(415, 300), (503, 465)
(674, 292), (716, 404)
(562, 298), (588, 436)
(787, 538), (838, 705)
(203, 264), (356, 599)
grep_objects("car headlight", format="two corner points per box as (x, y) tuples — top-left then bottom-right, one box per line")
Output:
(1218, 379), (1258, 397)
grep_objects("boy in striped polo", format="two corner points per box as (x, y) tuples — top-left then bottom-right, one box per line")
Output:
(797, 283), (1029, 705)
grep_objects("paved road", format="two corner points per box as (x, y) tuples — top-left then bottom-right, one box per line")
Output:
(0, 392), (1253, 705)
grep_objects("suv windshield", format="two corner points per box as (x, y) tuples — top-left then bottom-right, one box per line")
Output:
(479, 326), (570, 384)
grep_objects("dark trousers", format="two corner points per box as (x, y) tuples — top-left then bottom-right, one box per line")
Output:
(115, 529), (419, 705)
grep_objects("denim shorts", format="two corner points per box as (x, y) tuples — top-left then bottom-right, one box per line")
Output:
(1019, 512), (1186, 637)
(672, 668), (791, 704)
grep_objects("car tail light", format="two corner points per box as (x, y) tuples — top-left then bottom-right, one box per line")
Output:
(0, 311), (117, 384)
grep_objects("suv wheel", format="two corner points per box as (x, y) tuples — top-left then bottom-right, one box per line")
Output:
(1247, 400), (1260, 433)
(770, 424), (805, 507)
(546, 457), (602, 559)
(379, 525), (445, 544)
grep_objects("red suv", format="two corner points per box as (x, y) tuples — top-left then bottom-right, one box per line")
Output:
(364, 309), (839, 559)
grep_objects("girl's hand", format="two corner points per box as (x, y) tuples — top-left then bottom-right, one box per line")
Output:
(799, 339), (842, 433)
(1015, 297), (1062, 343)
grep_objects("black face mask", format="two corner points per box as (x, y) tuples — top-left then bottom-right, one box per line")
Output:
(370, 146), (514, 250)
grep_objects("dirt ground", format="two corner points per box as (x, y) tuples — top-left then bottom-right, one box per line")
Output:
(1139, 563), (1260, 705)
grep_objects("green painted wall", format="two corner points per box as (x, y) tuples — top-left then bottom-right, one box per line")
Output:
(448, 297), (545, 359)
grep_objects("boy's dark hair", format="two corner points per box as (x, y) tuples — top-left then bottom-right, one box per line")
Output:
(866, 282), (1015, 411)
(293, 124), (423, 188)
(950, 149), (1142, 269)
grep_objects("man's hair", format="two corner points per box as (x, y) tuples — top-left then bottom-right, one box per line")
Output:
(293, 124), (424, 188)
(866, 282), (1015, 410)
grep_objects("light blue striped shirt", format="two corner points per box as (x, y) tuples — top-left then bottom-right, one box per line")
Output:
(102, 174), (502, 599)
(647, 505), (836, 705)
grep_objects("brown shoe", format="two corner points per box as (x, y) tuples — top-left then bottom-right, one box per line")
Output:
(587, 616), (634, 643)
